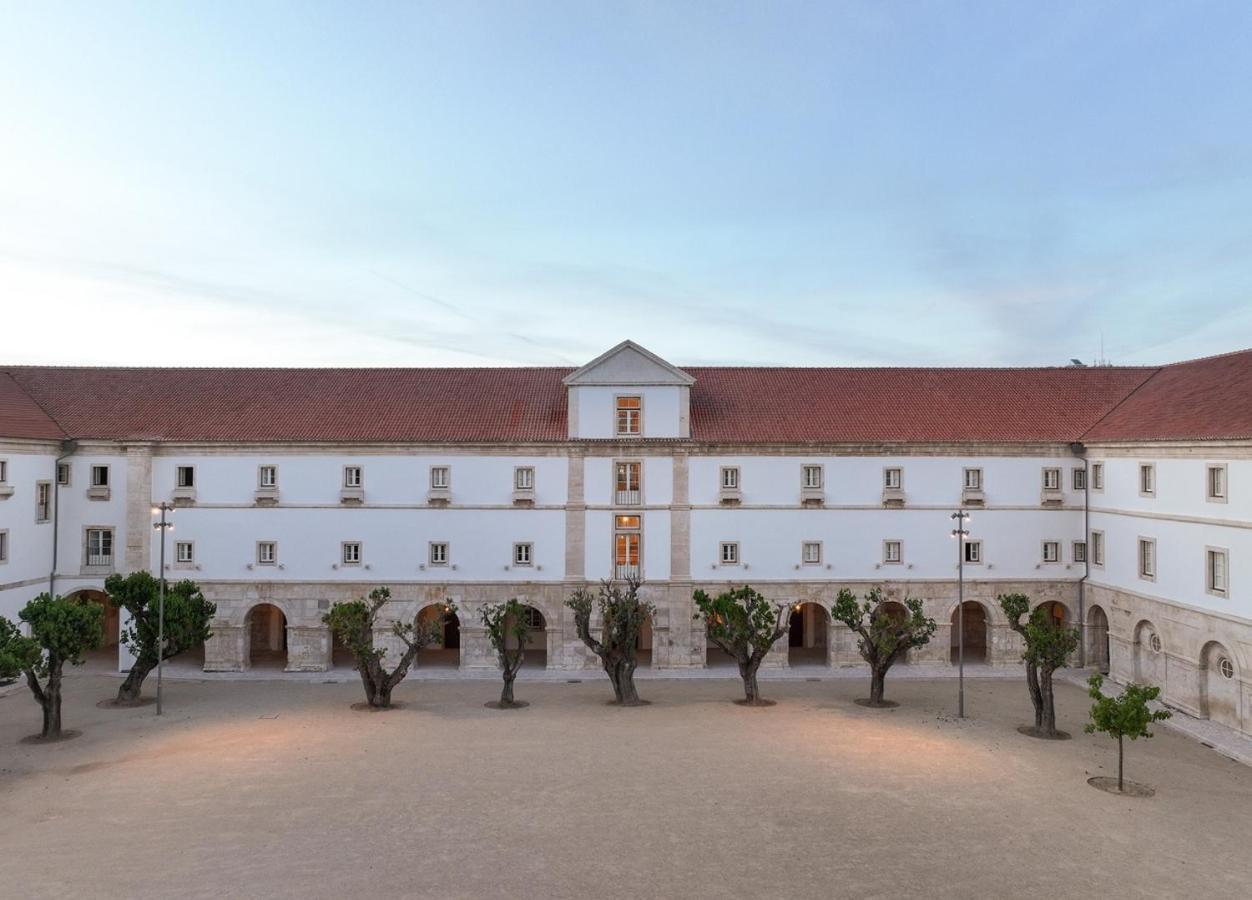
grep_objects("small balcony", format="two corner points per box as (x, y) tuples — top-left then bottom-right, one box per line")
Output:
(86, 485), (111, 501)
(0, 484), (12, 500)
(615, 489), (640, 506)
(172, 485), (197, 506)
(427, 486), (451, 507)
(800, 486), (824, 507)
(961, 488), (985, 508)
(339, 486), (364, 505)
(512, 487), (535, 507)
(881, 488), (906, 508)
(253, 486), (279, 506)
(1040, 489), (1064, 507)
(615, 564), (640, 581)
(718, 487), (742, 506)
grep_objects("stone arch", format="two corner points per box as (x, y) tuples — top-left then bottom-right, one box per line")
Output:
(66, 588), (119, 647)
(1086, 605), (1110, 674)
(1034, 599), (1071, 627)
(417, 602), (460, 668)
(788, 601), (831, 667)
(504, 603), (550, 669)
(244, 602), (288, 670)
(1132, 619), (1164, 687)
(1199, 641), (1241, 731)
(950, 600), (990, 664)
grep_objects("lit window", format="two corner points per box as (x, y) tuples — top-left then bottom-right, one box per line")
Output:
(429, 542), (449, 566)
(720, 466), (740, 490)
(1139, 464), (1155, 496)
(342, 542), (362, 565)
(802, 465), (823, 490)
(176, 466), (195, 488)
(614, 515), (640, 579)
(257, 542), (277, 565)
(514, 467), (535, 490)
(344, 466), (363, 488)
(963, 540), (982, 564)
(1207, 465), (1227, 501)
(1042, 541), (1060, 563)
(513, 542), (533, 566)
(883, 540), (902, 564)
(802, 541), (821, 565)
(615, 396), (642, 436)
(884, 467), (902, 490)
(176, 541), (194, 563)
(963, 468), (982, 490)
(1138, 538), (1155, 580)
(430, 466), (450, 489)
(1042, 468), (1061, 491)
(615, 462), (641, 505)
(1207, 548), (1228, 596)
(259, 465), (277, 488)
(719, 542), (739, 565)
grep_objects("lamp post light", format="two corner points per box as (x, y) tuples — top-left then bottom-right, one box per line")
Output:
(152, 502), (175, 716)
(950, 509), (972, 718)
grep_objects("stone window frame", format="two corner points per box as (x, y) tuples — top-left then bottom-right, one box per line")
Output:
(1205, 546), (1229, 598)
(1090, 530), (1105, 567)
(343, 465), (364, 489)
(962, 539), (983, 565)
(1149, 632), (1162, 654)
(341, 541), (363, 566)
(175, 540), (195, 568)
(0, 528), (8, 564)
(1138, 462), (1155, 497)
(882, 539), (902, 565)
(801, 464), (824, 490)
(1072, 467), (1086, 491)
(1041, 540), (1061, 564)
(0, 459), (7, 484)
(35, 480), (51, 523)
(1090, 461), (1104, 492)
(256, 541), (278, 566)
(83, 526), (116, 573)
(614, 459), (643, 506)
(1205, 463), (1227, 504)
(430, 465), (451, 490)
(962, 467), (982, 490)
(513, 466), (535, 491)
(513, 542), (534, 567)
(614, 394), (643, 437)
(429, 541), (450, 567)
(258, 464), (278, 488)
(1041, 467), (1061, 492)
(613, 515), (641, 580)
(176, 465), (196, 489)
(719, 541), (740, 566)
(1072, 540), (1087, 564)
(56, 462), (71, 486)
(1137, 536), (1156, 582)
(801, 540), (822, 565)
(720, 465), (740, 490)
(883, 466), (903, 490)
(1217, 656), (1235, 679)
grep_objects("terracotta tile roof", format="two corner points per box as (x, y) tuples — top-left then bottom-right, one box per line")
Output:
(0, 372), (66, 440)
(1081, 348), (1252, 442)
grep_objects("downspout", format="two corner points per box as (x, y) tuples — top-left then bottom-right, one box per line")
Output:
(1069, 441), (1088, 668)
(49, 439), (78, 597)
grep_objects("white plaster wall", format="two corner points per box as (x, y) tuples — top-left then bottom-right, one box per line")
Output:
(571, 386), (684, 439)
(54, 453), (129, 578)
(0, 450), (57, 619)
(583, 456), (673, 506)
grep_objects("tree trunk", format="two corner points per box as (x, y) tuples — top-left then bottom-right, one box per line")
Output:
(43, 661), (63, 738)
(1039, 667), (1057, 736)
(500, 674), (516, 706)
(608, 658), (641, 705)
(739, 658), (762, 704)
(373, 682), (393, 709)
(1117, 735), (1124, 792)
(1025, 657), (1044, 728)
(116, 659), (155, 703)
(869, 664), (887, 706)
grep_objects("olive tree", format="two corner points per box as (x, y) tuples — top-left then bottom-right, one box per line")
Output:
(479, 598), (532, 709)
(999, 593), (1080, 738)
(692, 585), (789, 705)
(323, 587), (451, 709)
(1085, 674), (1171, 793)
(104, 571), (216, 705)
(831, 588), (935, 707)
(0, 594), (103, 739)
(567, 577), (654, 706)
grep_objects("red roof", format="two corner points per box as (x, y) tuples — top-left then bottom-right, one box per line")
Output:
(0, 353), (1247, 444)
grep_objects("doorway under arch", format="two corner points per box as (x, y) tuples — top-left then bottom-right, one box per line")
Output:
(1200, 641), (1240, 730)
(1132, 620), (1164, 686)
(1086, 605), (1110, 673)
(1037, 600), (1069, 627)
(950, 601), (988, 664)
(417, 604), (460, 668)
(67, 589), (120, 668)
(246, 603), (288, 670)
(788, 602), (831, 667)
(505, 605), (549, 669)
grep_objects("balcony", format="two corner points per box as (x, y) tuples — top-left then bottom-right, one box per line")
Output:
(339, 486), (364, 505)
(615, 489), (640, 506)
(427, 486), (451, 507)
(881, 488), (906, 508)
(254, 486), (279, 506)
(172, 485), (197, 506)
(961, 488), (985, 508)
(0, 484), (12, 500)
(86, 485), (111, 501)
(512, 487), (535, 507)
(800, 486), (824, 507)
(1040, 488), (1064, 507)
(615, 564), (640, 580)
(718, 487), (742, 506)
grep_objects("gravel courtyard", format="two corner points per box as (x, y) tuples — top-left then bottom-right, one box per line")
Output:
(1, 672), (1249, 900)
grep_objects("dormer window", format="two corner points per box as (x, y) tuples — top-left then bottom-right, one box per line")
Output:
(615, 396), (642, 436)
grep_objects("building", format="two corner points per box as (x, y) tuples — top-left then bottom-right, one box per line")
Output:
(0, 340), (1248, 734)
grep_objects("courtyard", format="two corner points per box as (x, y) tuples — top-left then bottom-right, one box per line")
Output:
(1, 672), (1250, 899)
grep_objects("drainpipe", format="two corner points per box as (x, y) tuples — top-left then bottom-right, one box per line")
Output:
(1069, 441), (1088, 668)
(49, 439), (78, 597)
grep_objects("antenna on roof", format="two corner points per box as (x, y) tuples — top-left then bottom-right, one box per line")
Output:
(1069, 358), (1086, 367)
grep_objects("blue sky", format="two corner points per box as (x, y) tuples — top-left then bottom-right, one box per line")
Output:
(2, 1), (1250, 367)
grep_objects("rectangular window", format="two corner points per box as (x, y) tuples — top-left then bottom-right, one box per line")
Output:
(35, 482), (51, 522)
(1042, 541), (1060, 563)
(343, 466), (363, 488)
(56, 463), (70, 486)
(1207, 464), (1227, 502)
(802, 465), (823, 490)
(176, 541), (194, 563)
(615, 461), (641, 505)
(259, 465), (278, 488)
(430, 466), (450, 489)
(1090, 531), (1105, 567)
(1091, 462), (1104, 491)
(1073, 541), (1087, 564)
(883, 467), (902, 490)
(719, 542), (739, 565)
(342, 542), (362, 565)
(429, 542), (449, 566)
(513, 542), (533, 566)
(176, 465), (195, 488)
(0, 460), (6, 483)
(1042, 467), (1061, 491)
(883, 540), (902, 564)
(802, 541), (822, 565)
(1207, 548), (1228, 596)
(257, 541), (277, 565)
(614, 514), (641, 579)
(963, 540), (982, 564)
(1139, 463), (1155, 496)
(0, 530), (7, 563)
(87, 528), (114, 566)
(720, 466), (740, 490)
(615, 396), (642, 436)
(963, 468), (982, 490)
(1138, 538), (1156, 580)
(91, 465), (109, 488)
(1072, 468), (1086, 491)
(514, 466), (535, 491)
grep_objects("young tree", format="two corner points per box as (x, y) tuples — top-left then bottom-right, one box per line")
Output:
(692, 585), (789, 705)
(104, 571), (216, 705)
(999, 593), (1080, 738)
(1085, 674), (1171, 793)
(0, 594), (103, 739)
(831, 588), (936, 707)
(567, 577), (654, 706)
(323, 587), (451, 709)
(479, 599), (532, 709)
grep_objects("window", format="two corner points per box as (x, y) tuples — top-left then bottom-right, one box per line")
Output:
(56, 463), (70, 486)
(719, 541), (739, 565)
(1091, 462), (1104, 491)
(514, 466), (535, 490)
(1207, 548), (1228, 596)
(802, 541), (822, 565)
(429, 542), (449, 566)
(1206, 464), (1227, 502)
(1072, 468), (1086, 491)
(0, 460), (6, 482)
(1042, 468), (1061, 491)
(430, 466), (450, 490)
(963, 540), (982, 564)
(343, 466), (363, 488)
(1042, 541), (1060, 563)
(615, 396), (642, 436)
(1139, 463), (1155, 496)
(87, 528), (113, 566)
(1218, 657), (1235, 679)
(615, 461), (641, 505)
(802, 465), (823, 490)
(614, 513), (641, 579)
(35, 482), (50, 522)
(1090, 530), (1105, 566)
(513, 542), (533, 566)
(963, 468), (982, 490)
(257, 541), (277, 565)
(1138, 538), (1156, 580)
(883, 540), (902, 564)
(524, 606), (544, 629)
(342, 542), (362, 565)
(91, 465), (109, 488)
(1149, 633), (1162, 654)
(176, 465), (195, 488)
(259, 465), (278, 488)
(883, 467), (902, 490)
(720, 466), (740, 490)
(176, 541), (194, 564)
(1072, 541), (1087, 563)
(0, 530), (7, 563)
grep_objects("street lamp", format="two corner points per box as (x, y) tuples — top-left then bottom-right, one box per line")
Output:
(950, 509), (972, 718)
(152, 502), (175, 716)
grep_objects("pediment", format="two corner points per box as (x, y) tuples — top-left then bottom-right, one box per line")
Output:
(563, 340), (695, 386)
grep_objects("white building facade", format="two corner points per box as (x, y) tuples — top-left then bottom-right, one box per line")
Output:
(1, 342), (1249, 735)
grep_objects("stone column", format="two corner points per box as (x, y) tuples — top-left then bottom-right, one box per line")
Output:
(762, 636), (789, 669)
(1164, 653), (1203, 717)
(204, 625), (245, 672)
(123, 443), (154, 573)
(459, 625), (497, 670)
(564, 451), (585, 581)
(286, 625), (331, 672)
(662, 453), (701, 668)
(914, 623), (950, 665)
(831, 622), (861, 667)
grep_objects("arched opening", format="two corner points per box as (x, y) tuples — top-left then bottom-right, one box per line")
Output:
(1037, 600), (1069, 628)
(636, 613), (653, 669)
(68, 589), (120, 668)
(1132, 620), (1163, 686)
(505, 605), (548, 670)
(1086, 605), (1110, 673)
(246, 603), (288, 670)
(417, 604), (460, 668)
(788, 602), (830, 667)
(950, 601), (988, 664)
(1199, 641), (1240, 730)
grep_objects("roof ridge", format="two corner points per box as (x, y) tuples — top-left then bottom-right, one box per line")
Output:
(0, 371), (69, 439)
(1159, 346), (1252, 367)
(1080, 366), (1168, 442)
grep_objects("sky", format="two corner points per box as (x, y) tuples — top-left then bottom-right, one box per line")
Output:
(2, 1), (1251, 369)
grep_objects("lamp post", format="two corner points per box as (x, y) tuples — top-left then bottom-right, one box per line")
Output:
(152, 502), (175, 716)
(950, 509), (971, 718)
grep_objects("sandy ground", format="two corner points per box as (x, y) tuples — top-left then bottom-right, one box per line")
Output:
(1, 671), (1250, 900)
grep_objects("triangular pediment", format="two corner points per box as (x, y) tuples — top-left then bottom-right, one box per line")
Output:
(563, 340), (695, 386)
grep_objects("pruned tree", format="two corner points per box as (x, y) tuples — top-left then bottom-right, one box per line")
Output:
(999, 593), (1080, 737)
(692, 585), (789, 705)
(104, 571), (216, 705)
(479, 599), (532, 708)
(1085, 674), (1171, 793)
(567, 577), (654, 706)
(0, 594), (103, 739)
(831, 588), (936, 707)
(323, 587), (451, 709)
